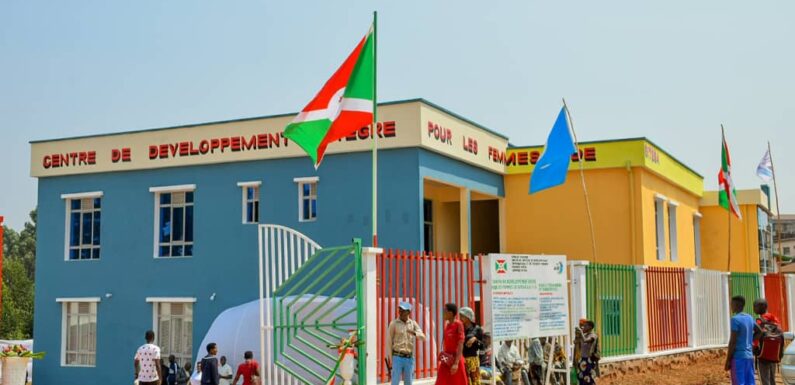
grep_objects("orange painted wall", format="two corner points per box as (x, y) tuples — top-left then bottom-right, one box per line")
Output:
(700, 204), (760, 273)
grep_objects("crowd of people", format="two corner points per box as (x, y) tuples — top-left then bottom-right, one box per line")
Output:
(132, 330), (260, 385)
(386, 301), (601, 385)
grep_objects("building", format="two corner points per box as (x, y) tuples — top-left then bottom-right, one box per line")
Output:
(30, 98), (770, 383)
(503, 138), (704, 268)
(699, 189), (776, 273)
(29, 99), (512, 384)
(773, 214), (795, 259)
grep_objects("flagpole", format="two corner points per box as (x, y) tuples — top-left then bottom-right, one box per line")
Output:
(372, 11), (378, 247)
(768, 141), (783, 272)
(723, 125), (732, 273)
(562, 98), (598, 265)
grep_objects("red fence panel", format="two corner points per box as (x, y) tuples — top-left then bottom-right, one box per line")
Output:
(764, 273), (790, 331)
(646, 267), (689, 351)
(376, 250), (477, 383)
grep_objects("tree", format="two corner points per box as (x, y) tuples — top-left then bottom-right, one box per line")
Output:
(1, 209), (36, 339)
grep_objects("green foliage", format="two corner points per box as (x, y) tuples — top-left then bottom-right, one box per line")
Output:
(1, 209), (36, 339)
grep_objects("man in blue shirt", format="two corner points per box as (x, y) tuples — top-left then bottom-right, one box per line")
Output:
(725, 295), (757, 385)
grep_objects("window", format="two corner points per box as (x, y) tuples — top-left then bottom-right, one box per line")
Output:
(238, 182), (261, 224)
(62, 192), (102, 260)
(294, 177), (318, 222)
(654, 196), (666, 261)
(150, 300), (194, 366)
(59, 299), (98, 366)
(423, 199), (434, 252)
(668, 202), (678, 261)
(694, 214), (702, 267)
(784, 247), (791, 256)
(151, 185), (195, 258)
(601, 297), (621, 336)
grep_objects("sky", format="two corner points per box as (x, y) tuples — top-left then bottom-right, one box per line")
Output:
(1, 1), (793, 230)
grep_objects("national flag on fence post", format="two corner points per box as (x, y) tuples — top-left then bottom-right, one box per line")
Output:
(529, 106), (576, 194)
(756, 148), (773, 183)
(284, 26), (375, 168)
(718, 127), (742, 220)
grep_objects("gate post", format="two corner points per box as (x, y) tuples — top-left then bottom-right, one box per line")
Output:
(722, 272), (731, 341)
(635, 265), (649, 355)
(787, 275), (795, 333)
(685, 268), (696, 348)
(362, 246), (382, 385)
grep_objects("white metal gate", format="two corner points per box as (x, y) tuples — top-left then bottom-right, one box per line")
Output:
(258, 224), (321, 385)
(692, 269), (729, 346)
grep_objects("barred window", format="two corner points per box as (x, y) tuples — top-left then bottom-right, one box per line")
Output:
(63, 301), (97, 366)
(155, 302), (193, 366)
(66, 197), (101, 260)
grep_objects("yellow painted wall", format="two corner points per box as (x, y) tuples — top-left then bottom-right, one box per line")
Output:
(503, 168), (636, 264)
(424, 180), (461, 253)
(637, 169), (700, 267)
(700, 204), (761, 273)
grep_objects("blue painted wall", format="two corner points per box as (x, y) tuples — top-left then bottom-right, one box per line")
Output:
(33, 147), (502, 384)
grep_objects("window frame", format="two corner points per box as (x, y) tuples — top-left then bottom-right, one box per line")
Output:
(668, 201), (679, 261)
(237, 181), (262, 224)
(61, 191), (103, 262)
(423, 199), (434, 252)
(57, 297), (100, 367)
(147, 297), (196, 366)
(693, 213), (702, 267)
(654, 194), (667, 261)
(150, 185), (196, 259)
(294, 177), (319, 222)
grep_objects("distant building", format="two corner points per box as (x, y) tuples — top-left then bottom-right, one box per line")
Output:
(773, 214), (795, 259)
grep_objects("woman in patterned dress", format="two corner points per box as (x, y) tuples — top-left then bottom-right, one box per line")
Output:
(435, 303), (469, 385)
(576, 320), (600, 385)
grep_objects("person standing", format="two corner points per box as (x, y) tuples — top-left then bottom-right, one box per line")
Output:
(386, 302), (426, 385)
(176, 362), (191, 385)
(201, 343), (221, 385)
(435, 303), (468, 385)
(232, 351), (260, 385)
(753, 298), (784, 385)
(725, 296), (756, 385)
(219, 356), (234, 385)
(576, 320), (600, 385)
(459, 307), (484, 385)
(497, 340), (530, 385)
(527, 338), (544, 385)
(134, 330), (163, 385)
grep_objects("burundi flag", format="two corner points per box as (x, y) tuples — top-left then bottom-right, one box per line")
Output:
(718, 130), (742, 219)
(756, 148), (773, 183)
(284, 27), (375, 168)
(529, 107), (576, 194)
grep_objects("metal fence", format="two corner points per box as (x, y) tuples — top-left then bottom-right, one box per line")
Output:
(646, 267), (689, 351)
(692, 269), (729, 346)
(764, 273), (790, 331)
(730, 272), (761, 315)
(376, 250), (480, 383)
(585, 263), (638, 357)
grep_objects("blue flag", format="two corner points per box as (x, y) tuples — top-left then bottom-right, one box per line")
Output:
(529, 107), (576, 194)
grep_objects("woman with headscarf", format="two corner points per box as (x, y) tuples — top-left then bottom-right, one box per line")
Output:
(459, 306), (484, 385)
(435, 303), (468, 385)
(576, 320), (600, 385)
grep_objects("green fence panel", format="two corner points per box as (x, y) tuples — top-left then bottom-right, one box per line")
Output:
(730, 272), (761, 315)
(586, 263), (638, 357)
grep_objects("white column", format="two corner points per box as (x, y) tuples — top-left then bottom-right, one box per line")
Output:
(635, 265), (649, 355)
(685, 268), (696, 348)
(787, 275), (795, 333)
(759, 273), (766, 300)
(722, 272), (731, 342)
(362, 246), (382, 385)
(568, 261), (589, 332)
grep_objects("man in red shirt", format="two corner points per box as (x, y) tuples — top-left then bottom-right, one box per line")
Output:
(753, 298), (782, 385)
(232, 351), (260, 385)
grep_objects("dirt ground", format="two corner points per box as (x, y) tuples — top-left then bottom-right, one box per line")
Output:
(599, 355), (784, 385)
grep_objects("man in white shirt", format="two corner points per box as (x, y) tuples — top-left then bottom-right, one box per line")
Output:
(134, 330), (163, 385)
(218, 356), (234, 385)
(497, 340), (530, 385)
